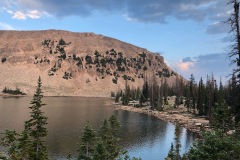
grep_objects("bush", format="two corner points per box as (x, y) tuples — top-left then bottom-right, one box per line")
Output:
(1, 57), (6, 63)
(85, 55), (93, 64)
(59, 38), (66, 45)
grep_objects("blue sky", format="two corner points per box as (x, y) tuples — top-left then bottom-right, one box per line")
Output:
(0, 0), (236, 84)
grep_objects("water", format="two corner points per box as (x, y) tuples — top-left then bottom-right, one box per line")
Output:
(0, 96), (194, 160)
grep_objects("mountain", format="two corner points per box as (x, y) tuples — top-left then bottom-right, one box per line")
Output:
(0, 30), (180, 97)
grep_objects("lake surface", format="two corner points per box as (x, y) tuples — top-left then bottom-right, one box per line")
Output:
(0, 96), (194, 160)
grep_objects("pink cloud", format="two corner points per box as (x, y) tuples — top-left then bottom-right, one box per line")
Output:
(176, 61), (195, 71)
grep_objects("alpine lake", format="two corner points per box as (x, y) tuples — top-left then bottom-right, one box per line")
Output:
(0, 96), (195, 160)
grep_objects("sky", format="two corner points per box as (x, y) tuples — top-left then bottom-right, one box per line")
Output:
(0, 0), (237, 84)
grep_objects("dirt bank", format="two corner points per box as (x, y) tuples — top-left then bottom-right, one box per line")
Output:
(113, 105), (210, 133)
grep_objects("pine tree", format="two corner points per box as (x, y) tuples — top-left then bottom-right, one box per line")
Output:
(140, 81), (149, 105)
(205, 75), (214, 121)
(184, 83), (191, 112)
(185, 131), (240, 160)
(227, 0), (240, 127)
(0, 130), (19, 160)
(227, 0), (240, 81)
(101, 116), (122, 159)
(1, 77), (49, 160)
(78, 124), (96, 160)
(23, 77), (48, 160)
(93, 141), (109, 160)
(189, 74), (197, 113)
(197, 78), (205, 116)
(167, 143), (176, 160)
(163, 78), (169, 105)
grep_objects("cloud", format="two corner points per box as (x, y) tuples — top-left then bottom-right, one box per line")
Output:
(12, 11), (26, 19)
(1, 0), (233, 34)
(7, 9), (48, 20)
(171, 53), (233, 82)
(177, 61), (195, 71)
(0, 22), (14, 30)
(206, 21), (230, 34)
(221, 36), (232, 43)
(182, 57), (194, 63)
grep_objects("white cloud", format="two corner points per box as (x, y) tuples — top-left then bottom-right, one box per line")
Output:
(26, 10), (46, 19)
(12, 11), (27, 19)
(0, 22), (14, 30)
(8, 9), (48, 20)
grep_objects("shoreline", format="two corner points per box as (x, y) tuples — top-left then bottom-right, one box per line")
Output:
(113, 105), (210, 134)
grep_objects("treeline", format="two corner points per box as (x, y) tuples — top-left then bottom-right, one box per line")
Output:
(2, 87), (26, 95)
(115, 72), (240, 127)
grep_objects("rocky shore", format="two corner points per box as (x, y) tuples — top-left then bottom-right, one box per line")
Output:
(114, 105), (210, 133)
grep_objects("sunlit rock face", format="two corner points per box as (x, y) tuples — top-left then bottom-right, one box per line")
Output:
(0, 30), (184, 97)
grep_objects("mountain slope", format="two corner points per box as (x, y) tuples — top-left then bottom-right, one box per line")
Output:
(0, 30), (179, 97)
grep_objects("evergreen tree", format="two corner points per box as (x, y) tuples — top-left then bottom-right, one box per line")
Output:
(93, 141), (109, 160)
(197, 78), (205, 116)
(185, 131), (240, 160)
(1, 77), (48, 160)
(184, 83), (191, 112)
(25, 77), (48, 160)
(140, 81), (149, 105)
(107, 116), (122, 159)
(205, 75), (214, 121)
(227, 0), (240, 81)
(167, 143), (175, 160)
(189, 74), (197, 113)
(162, 78), (169, 105)
(226, 0), (240, 126)
(1, 130), (19, 160)
(78, 124), (96, 160)
(212, 78), (233, 132)
(174, 76), (181, 108)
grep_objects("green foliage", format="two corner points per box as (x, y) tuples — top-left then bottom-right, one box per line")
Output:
(2, 87), (26, 95)
(1, 57), (6, 63)
(58, 38), (66, 45)
(167, 143), (176, 160)
(212, 103), (232, 132)
(77, 116), (132, 160)
(184, 131), (240, 160)
(25, 77), (48, 160)
(78, 124), (96, 160)
(197, 78), (205, 116)
(140, 81), (148, 104)
(1, 77), (48, 160)
(115, 91), (121, 102)
(112, 77), (118, 84)
(85, 55), (93, 64)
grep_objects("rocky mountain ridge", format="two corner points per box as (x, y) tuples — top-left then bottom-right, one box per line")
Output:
(0, 30), (180, 97)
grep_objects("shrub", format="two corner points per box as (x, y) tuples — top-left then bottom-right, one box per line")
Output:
(59, 38), (66, 45)
(1, 57), (6, 63)
(85, 55), (93, 64)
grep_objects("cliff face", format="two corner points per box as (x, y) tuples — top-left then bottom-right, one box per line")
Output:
(0, 30), (179, 97)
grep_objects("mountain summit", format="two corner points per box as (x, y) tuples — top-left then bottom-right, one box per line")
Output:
(0, 30), (180, 97)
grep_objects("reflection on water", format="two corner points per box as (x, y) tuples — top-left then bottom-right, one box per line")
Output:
(0, 97), (194, 160)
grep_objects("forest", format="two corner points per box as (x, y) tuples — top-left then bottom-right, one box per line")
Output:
(0, 0), (240, 160)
